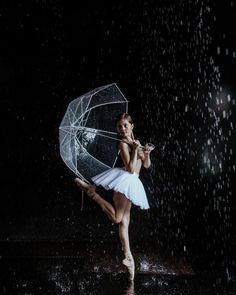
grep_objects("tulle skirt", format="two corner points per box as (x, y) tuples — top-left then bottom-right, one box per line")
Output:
(91, 167), (150, 210)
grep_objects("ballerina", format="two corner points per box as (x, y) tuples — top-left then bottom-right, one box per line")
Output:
(74, 113), (153, 280)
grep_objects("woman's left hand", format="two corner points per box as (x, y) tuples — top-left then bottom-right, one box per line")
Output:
(143, 144), (152, 154)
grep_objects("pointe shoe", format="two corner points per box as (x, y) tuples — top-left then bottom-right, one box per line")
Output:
(122, 253), (135, 281)
(74, 178), (96, 199)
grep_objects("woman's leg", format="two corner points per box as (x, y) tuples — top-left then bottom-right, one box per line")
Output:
(75, 178), (135, 279)
(74, 178), (127, 223)
(115, 199), (132, 254)
(114, 197), (135, 280)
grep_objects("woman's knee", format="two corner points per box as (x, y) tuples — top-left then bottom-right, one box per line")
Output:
(113, 215), (123, 224)
(121, 215), (130, 226)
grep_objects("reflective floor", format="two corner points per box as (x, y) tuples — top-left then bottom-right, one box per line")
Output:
(0, 239), (235, 294)
(0, 258), (235, 295)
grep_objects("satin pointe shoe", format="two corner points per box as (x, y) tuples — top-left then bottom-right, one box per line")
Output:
(74, 178), (96, 199)
(122, 252), (135, 281)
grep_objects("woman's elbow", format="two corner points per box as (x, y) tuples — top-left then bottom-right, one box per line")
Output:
(127, 164), (135, 173)
(143, 163), (151, 169)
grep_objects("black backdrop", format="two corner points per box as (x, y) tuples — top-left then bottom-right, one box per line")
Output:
(1, 0), (235, 274)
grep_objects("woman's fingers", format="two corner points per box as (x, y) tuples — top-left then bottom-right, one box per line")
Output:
(143, 144), (151, 153)
(132, 140), (140, 149)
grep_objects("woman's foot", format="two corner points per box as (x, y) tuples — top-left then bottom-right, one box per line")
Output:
(122, 252), (135, 281)
(74, 178), (96, 199)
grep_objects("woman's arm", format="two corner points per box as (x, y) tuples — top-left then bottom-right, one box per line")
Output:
(119, 141), (139, 173)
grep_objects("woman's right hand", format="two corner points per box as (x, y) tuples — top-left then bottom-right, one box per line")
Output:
(131, 140), (141, 150)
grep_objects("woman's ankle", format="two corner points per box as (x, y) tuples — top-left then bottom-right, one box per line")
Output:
(124, 251), (132, 257)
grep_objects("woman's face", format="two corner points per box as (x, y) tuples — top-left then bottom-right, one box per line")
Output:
(116, 119), (134, 138)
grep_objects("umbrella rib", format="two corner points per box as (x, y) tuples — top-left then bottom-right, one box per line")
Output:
(60, 127), (120, 146)
(81, 108), (91, 129)
(68, 105), (79, 126)
(60, 127), (144, 146)
(61, 134), (76, 150)
(59, 128), (77, 147)
(59, 126), (117, 135)
(61, 157), (88, 182)
(115, 84), (129, 111)
(63, 83), (128, 128)
(76, 141), (111, 170)
(71, 101), (127, 126)
(85, 131), (122, 142)
(59, 83), (129, 181)
(77, 127), (123, 143)
(84, 83), (118, 99)
(86, 101), (128, 114)
(77, 126), (118, 135)
(60, 126), (118, 136)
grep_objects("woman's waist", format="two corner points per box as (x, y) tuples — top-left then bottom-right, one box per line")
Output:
(121, 167), (140, 176)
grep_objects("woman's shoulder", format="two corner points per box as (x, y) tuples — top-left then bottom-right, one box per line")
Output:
(118, 141), (132, 154)
(119, 140), (131, 148)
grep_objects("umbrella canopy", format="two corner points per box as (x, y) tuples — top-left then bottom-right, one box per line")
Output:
(59, 83), (128, 182)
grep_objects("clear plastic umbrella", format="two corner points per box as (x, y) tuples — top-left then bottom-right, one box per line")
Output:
(59, 83), (128, 183)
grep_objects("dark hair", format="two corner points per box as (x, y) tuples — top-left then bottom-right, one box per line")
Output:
(115, 113), (133, 125)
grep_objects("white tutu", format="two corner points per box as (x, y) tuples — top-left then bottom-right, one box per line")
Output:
(91, 167), (150, 210)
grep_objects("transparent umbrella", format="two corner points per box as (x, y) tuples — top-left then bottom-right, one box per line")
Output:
(59, 83), (128, 183)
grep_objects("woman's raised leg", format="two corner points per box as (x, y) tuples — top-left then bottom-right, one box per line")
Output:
(74, 178), (127, 223)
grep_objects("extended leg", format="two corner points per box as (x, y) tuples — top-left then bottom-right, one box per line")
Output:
(74, 178), (126, 223)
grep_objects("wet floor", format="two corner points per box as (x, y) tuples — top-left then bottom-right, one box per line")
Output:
(0, 258), (235, 295)
(0, 241), (235, 294)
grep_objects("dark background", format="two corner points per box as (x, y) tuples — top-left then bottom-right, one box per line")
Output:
(1, 0), (235, 276)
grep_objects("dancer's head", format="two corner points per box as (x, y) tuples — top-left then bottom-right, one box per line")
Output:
(115, 113), (134, 139)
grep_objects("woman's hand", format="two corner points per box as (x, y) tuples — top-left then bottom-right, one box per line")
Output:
(143, 144), (152, 154)
(142, 144), (152, 169)
(131, 140), (141, 150)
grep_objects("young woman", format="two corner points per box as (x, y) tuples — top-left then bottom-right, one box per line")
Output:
(74, 113), (153, 280)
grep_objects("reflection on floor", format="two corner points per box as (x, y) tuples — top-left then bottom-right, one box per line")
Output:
(0, 240), (194, 275)
(0, 259), (235, 295)
(0, 241), (235, 294)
